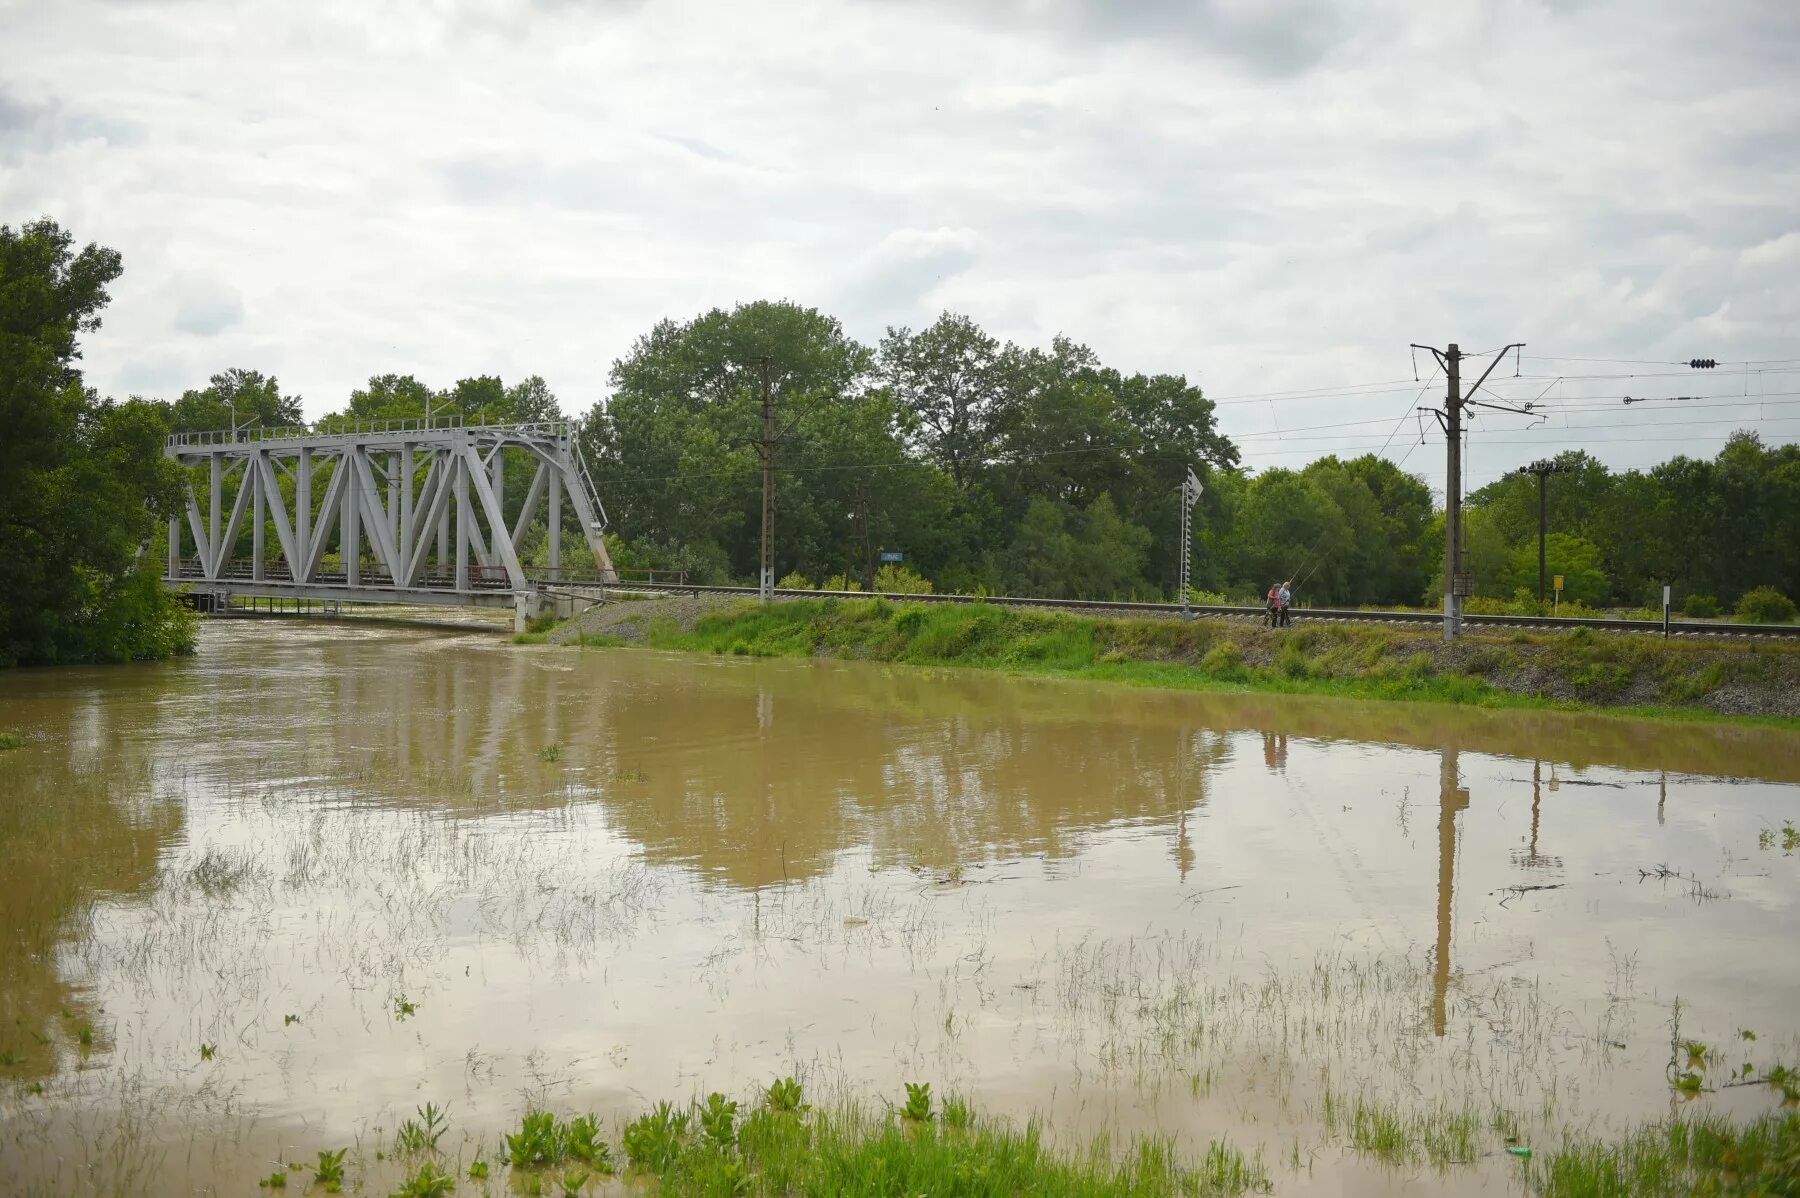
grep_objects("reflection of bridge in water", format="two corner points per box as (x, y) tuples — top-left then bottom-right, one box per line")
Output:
(162, 419), (618, 627)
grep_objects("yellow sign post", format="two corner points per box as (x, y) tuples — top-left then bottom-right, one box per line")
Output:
(1553, 574), (1564, 614)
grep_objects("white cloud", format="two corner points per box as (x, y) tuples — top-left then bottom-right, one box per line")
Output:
(1, 0), (1795, 489)
(169, 272), (245, 336)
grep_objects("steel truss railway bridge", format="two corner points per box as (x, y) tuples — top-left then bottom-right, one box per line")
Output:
(163, 419), (619, 628)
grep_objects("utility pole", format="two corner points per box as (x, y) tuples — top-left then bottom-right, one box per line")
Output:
(753, 355), (775, 602)
(1411, 341), (1525, 641)
(1178, 465), (1203, 619)
(1443, 345), (1462, 641)
(1513, 459), (1570, 604)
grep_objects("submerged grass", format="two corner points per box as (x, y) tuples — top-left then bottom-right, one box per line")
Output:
(628, 598), (1800, 727)
(1534, 1111), (1800, 1196)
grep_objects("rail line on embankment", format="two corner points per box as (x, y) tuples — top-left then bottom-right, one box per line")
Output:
(534, 578), (1800, 641)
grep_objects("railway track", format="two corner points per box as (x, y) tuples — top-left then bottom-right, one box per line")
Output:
(535, 579), (1800, 640)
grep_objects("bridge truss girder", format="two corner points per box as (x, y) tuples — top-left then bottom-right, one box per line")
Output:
(163, 421), (616, 608)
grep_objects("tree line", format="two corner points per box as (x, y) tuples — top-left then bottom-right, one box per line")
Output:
(6, 220), (1796, 667)
(580, 300), (1799, 617)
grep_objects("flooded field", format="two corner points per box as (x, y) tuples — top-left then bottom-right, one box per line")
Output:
(2, 620), (1797, 1195)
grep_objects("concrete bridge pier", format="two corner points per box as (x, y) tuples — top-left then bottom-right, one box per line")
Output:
(513, 589), (556, 634)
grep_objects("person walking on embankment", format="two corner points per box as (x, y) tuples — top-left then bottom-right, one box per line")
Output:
(1278, 580), (1293, 627)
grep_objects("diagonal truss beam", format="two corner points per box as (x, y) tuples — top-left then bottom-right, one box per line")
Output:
(211, 461), (256, 577)
(256, 452), (299, 574)
(351, 449), (403, 578)
(460, 443), (525, 588)
(301, 454), (350, 582)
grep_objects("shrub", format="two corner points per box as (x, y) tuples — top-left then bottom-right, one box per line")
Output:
(821, 573), (862, 593)
(1736, 587), (1797, 624)
(1198, 641), (1244, 678)
(776, 571), (814, 590)
(1275, 639), (1310, 679)
(1464, 590), (1548, 617)
(873, 564), (933, 594)
(1681, 593), (1720, 618)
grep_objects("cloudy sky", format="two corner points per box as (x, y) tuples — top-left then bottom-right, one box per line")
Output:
(5, 0), (1798, 490)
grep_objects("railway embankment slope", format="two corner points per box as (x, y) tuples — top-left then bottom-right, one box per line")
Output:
(544, 596), (1800, 724)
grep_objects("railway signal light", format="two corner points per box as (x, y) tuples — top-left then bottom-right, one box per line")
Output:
(1688, 358), (1717, 369)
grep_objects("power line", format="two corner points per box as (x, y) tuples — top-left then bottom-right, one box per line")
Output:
(1374, 367), (1444, 461)
(1524, 354), (1800, 367)
(1237, 422), (1798, 457)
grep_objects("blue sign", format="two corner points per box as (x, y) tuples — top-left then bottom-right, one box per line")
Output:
(878, 551), (904, 563)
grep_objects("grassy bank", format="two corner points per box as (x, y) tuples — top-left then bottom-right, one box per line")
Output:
(605, 598), (1800, 727)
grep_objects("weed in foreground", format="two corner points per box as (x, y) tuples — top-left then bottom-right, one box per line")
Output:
(901, 1080), (933, 1123)
(394, 1102), (448, 1156)
(765, 1076), (806, 1113)
(388, 1161), (454, 1198)
(503, 1109), (614, 1172)
(313, 1147), (347, 1192)
(699, 1092), (738, 1150)
(622, 1101), (692, 1173)
(0, 731), (24, 750)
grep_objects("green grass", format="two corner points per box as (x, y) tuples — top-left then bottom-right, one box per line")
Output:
(514, 630), (625, 647)
(624, 1087), (1273, 1197)
(403, 1081), (1271, 1196)
(615, 599), (1800, 729)
(1533, 1111), (1800, 1196)
(0, 730), (24, 751)
(1325, 1094), (1484, 1169)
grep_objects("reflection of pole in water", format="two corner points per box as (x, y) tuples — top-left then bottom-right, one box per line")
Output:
(1432, 747), (1469, 1036)
(1530, 758), (1541, 858)
(1513, 759), (1561, 871)
(1174, 811), (1193, 882)
(1658, 769), (1666, 826)
(1174, 725), (1193, 882)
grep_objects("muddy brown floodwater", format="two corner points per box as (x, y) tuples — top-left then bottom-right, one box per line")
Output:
(1, 620), (1797, 1195)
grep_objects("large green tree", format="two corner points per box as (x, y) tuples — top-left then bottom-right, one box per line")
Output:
(166, 368), (303, 435)
(584, 300), (887, 582)
(879, 311), (1004, 488)
(0, 219), (192, 666)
